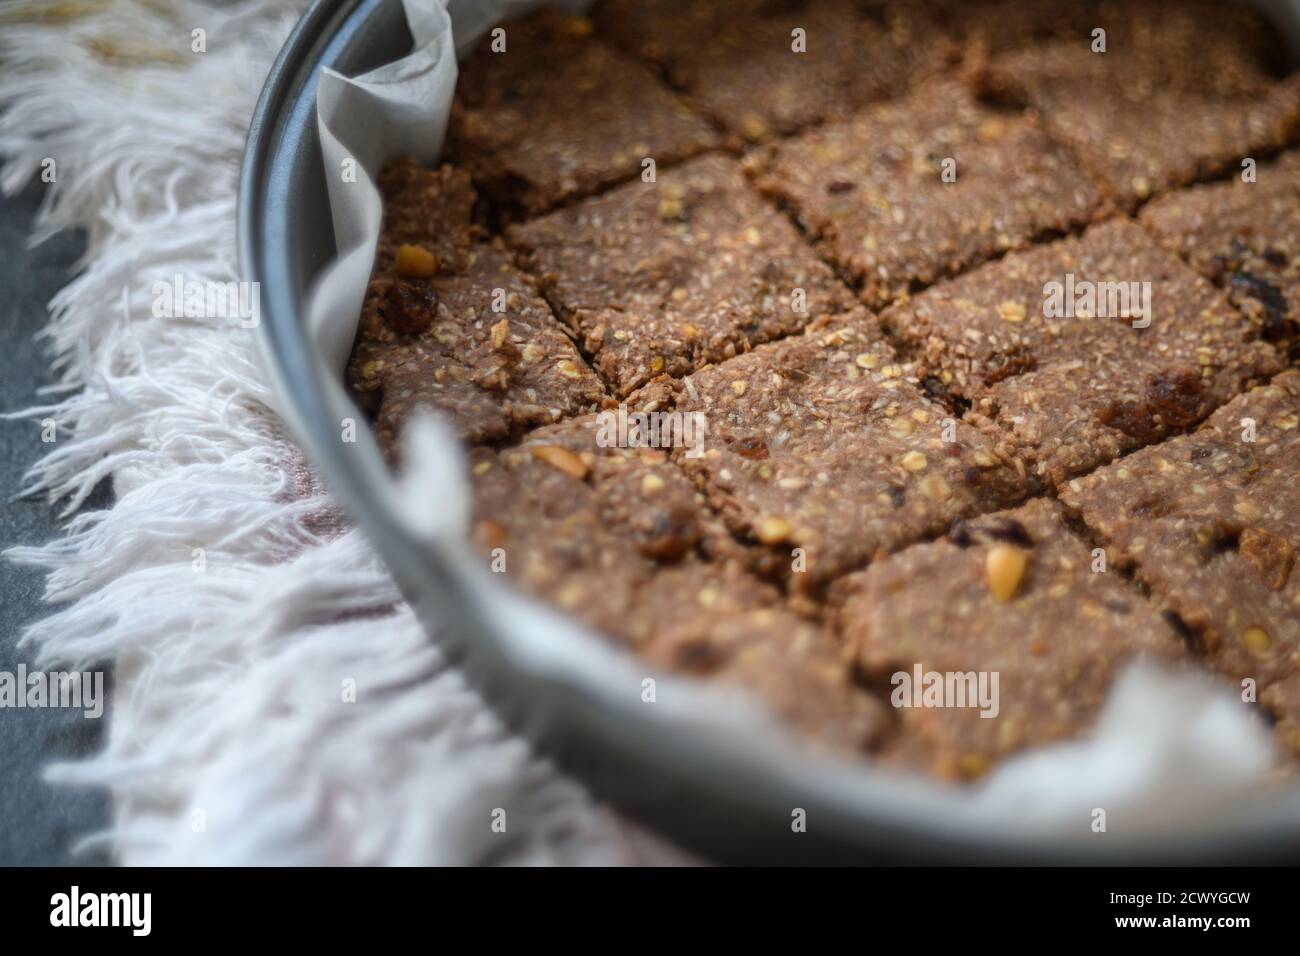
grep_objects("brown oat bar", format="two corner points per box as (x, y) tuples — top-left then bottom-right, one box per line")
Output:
(834, 498), (1186, 779)
(947, 0), (1289, 66)
(346, 160), (606, 449)
(1060, 371), (1300, 751)
(469, 414), (775, 646)
(971, 29), (1300, 208)
(594, 0), (955, 141)
(1139, 153), (1300, 357)
(745, 80), (1102, 308)
(445, 9), (718, 217)
(470, 415), (887, 753)
(643, 608), (890, 754)
(885, 219), (1282, 487)
(508, 153), (856, 397)
(641, 313), (1029, 589)
(927, 0), (1097, 56)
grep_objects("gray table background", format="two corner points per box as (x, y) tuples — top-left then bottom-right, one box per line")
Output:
(1, 181), (110, 866)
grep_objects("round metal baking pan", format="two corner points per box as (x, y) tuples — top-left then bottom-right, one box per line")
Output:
(239, 0), (1300, 863)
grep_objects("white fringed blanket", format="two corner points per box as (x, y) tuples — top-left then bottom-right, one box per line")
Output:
(0, 0), (664, 866)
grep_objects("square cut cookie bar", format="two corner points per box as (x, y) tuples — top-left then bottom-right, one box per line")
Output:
(971, 27), (1300, 208)
(642, 609), (890, 754)
(508, 153), (857, 397)
(640, 313), (1029, 590)
(885, 219), (1282, 487)
(593, 0), (956, 141)
(834, 498), (1186, 780)
(469, 416), (888, 754)
(745, 81), (1102, 308)
(1139, 154), (1300, 358)
(445, 9), (718, 217)
(346, 160), (606, 450)
(925, 0), (1098, 55)
(1060, 371), (1300, 753)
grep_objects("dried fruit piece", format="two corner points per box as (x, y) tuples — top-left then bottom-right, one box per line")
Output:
(473, 518), (508, 551)
(1240, 527), (1295, 591)
(383, 280), (438, 334)
(1099, 367), (1205, 443)
(633, 507), (699, 560)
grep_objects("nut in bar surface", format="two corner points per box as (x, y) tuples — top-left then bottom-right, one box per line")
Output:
(1060, 371), (1300, 752)
(745, 81), (1102, 308)
(835, 498), (1187, 779)
(1140, 152), (1300, 357)
(446, 10), (719, 216)
(885, 219), (1282, 486)
(649, 313), (1029, 589)
(594, 0), (955, 141)
(509, 153), (857, 397)
(346, 161), (606, 449)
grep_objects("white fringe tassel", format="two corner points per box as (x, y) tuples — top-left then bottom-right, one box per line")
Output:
(1, 0), (639, 865)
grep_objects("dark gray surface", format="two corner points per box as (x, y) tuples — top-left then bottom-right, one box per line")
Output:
(0, 180), (111, 866)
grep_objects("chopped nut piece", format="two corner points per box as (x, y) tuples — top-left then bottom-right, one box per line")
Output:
(1242, 625), (1272, 654)
(756, 516), (793, 545)
(394, 243), (438, 278)
(985, 544), (1028, 602)
(530, 444), (591, 481)
(997, 300), (1026, 323)
(490, 318), (511, 351)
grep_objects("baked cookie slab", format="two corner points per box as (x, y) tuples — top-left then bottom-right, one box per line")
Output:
(594, 0), (955, 141)
(508, 153), (857, 396)
(469, 416), (888, 754)
(927, 0), (1097, 55)
(446, 10), (718, 217)
(346, 161), (606, 449)
(469, 415), (772, 646)
(643, 314), (1029, 589)
(1060, 371), (1300, 752)
(745, 81), (1102, 307)
(835, 498), (1186, 779)
(1139, 154), (1300, 356)
(643, 608), (890, 754)
(973, 32), (1300, 208)
(885, 219), (1282, 487)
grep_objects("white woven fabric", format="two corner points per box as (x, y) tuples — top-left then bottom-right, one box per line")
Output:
(0, 0), (652, 866)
